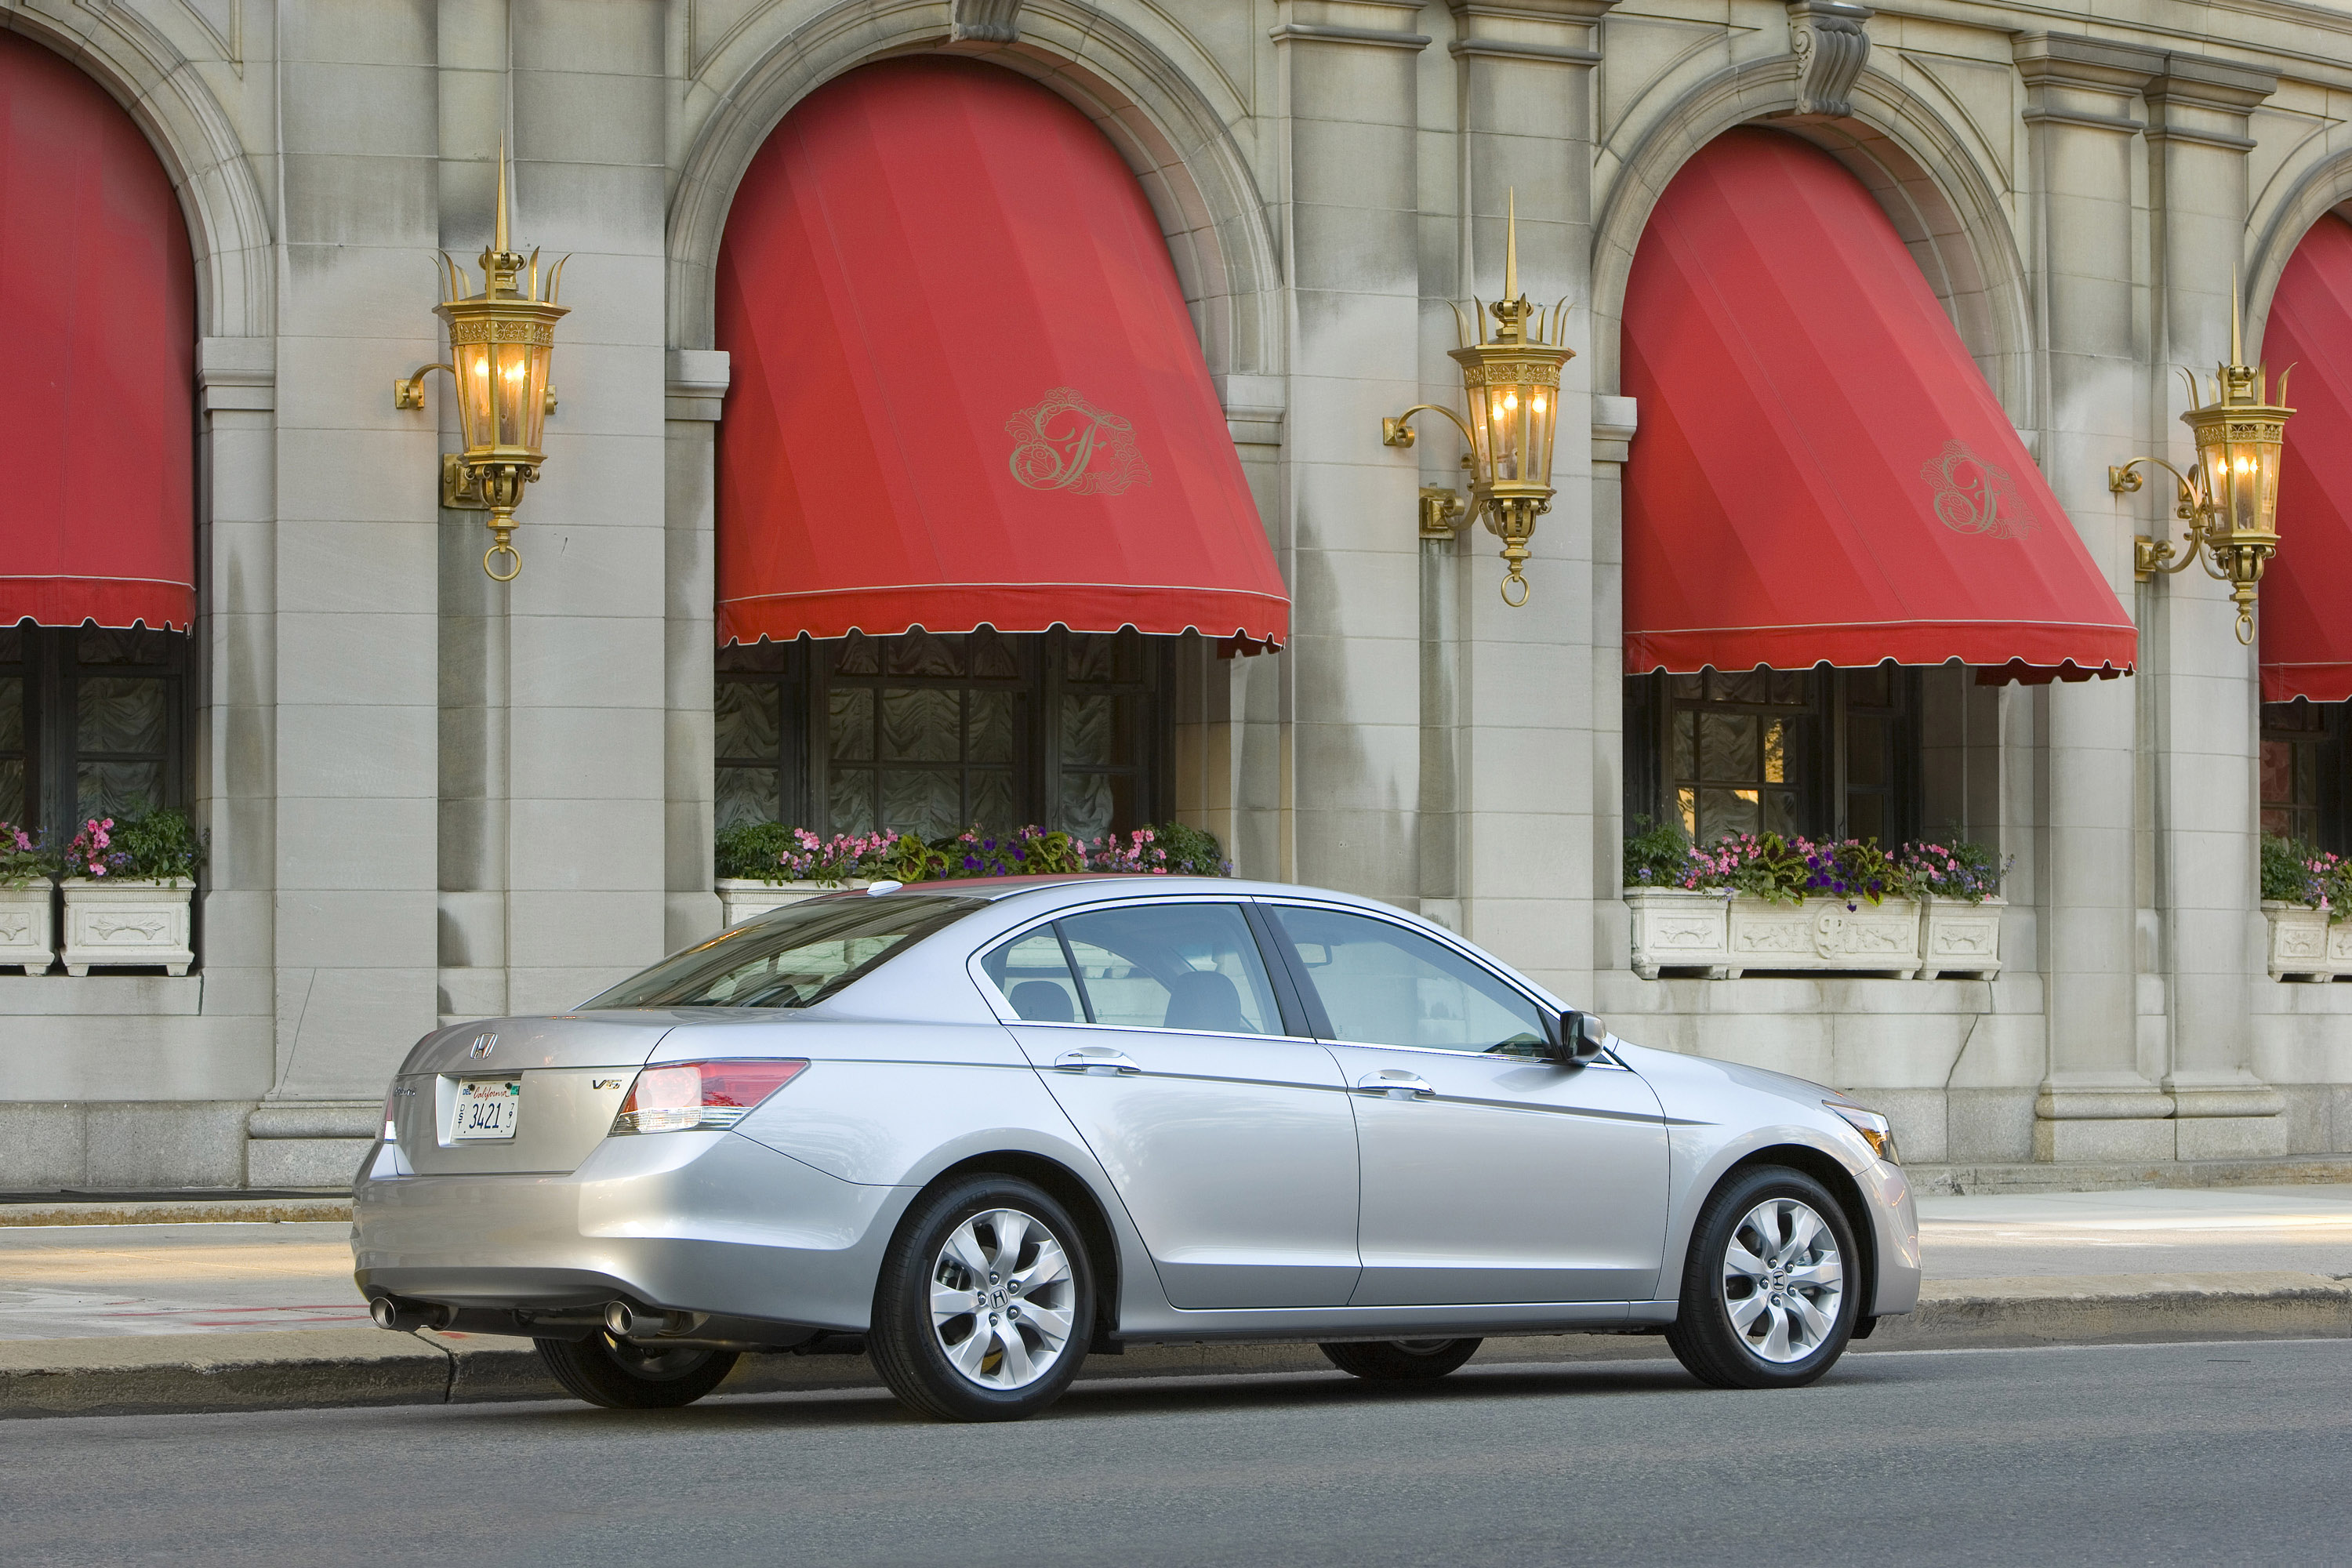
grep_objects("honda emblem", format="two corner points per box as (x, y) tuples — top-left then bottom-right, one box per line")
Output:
(468, 1033), (496, 1060)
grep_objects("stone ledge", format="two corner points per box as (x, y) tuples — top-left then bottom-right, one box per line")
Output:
(9, 1274), (2347, 1417)
(1909, 1155), (2352, 1195)
(0, 975), (204, 1015)
(0, 1196), (351, 1228)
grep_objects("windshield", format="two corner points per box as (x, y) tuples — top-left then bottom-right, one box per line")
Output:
(581, 895), (984, 1010)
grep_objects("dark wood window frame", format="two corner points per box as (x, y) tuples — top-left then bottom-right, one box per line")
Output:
(2261, 699), (2344, 851)
(0, 623), (191, 841)
(717, 628), (1174, 840)
(1625, 666), (1920, 846)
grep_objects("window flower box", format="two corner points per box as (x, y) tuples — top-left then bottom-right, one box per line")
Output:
(1726, 894), (1922, 978)
(717, 878), (866, 928)
(0, 883), (53, 973)
(1918, 895), (2005, 981)
(60, 878), (194, 975)
(2263, 900), (2352, 982)
(1626, 887), (1731, 978)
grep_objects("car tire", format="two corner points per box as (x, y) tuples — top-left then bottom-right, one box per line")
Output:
(869, 1174), (1095, 1423)
(534, 1334), (739, 1410)
(1318, 1338), (1483, 1381)
(1665, 1164), (1860, 1390)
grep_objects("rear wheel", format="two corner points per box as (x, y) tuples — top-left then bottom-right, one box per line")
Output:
(1319, 1338), (1483, 1381)
(869, 1174), (1094, 1422)
(534, 1334), (739, 1410)
(1664, 1164), (1858, 1390)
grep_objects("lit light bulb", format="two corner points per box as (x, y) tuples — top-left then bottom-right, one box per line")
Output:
(1502, 393), (1519, 412)
(503, 363), (525, 383)
(1533, 395), (1548, 414)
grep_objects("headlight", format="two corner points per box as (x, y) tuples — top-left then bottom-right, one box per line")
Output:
(1824, 1099), (1900, 1165)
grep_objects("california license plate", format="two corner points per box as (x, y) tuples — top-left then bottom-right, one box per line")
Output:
(452, 1079), (522, 1141)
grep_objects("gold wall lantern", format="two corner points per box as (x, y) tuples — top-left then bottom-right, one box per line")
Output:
(1381, 192), (1573, 606)
(394, 145), (568, 581)
(2110, 289), (2292, 645)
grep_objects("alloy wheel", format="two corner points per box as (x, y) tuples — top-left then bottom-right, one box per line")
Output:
(1719, 1196), (1845, 1363)
(928, 1207), (1076, 1390)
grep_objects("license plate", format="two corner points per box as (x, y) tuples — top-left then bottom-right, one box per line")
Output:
(452, 1079), (522, 1141)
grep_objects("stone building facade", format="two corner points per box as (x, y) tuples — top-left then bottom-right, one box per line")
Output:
(3, 0), (2350, 1188)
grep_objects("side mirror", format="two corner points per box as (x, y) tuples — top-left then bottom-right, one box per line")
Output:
(1554, 1009), (1607, 1066)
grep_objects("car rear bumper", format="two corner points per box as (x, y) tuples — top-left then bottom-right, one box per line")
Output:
(352, 1129), (911, 1334)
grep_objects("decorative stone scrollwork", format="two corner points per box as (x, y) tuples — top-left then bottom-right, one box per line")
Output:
(1787, 0), (1873, 118)
(951, 0), (1022, 43)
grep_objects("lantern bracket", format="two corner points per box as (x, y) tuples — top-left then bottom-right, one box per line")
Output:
(2111, 456), (2209, 579)
(394, 363), (452, 410)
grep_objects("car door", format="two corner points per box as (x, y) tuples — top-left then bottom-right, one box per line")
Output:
(979, 900), (1361, 1310)
(1261, 902), (1670, 1307)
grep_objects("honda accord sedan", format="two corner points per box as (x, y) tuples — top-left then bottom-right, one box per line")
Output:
(353, 876), (1918, 1421)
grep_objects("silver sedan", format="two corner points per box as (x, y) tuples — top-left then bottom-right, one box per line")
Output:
(353, 877), (1919, 1421)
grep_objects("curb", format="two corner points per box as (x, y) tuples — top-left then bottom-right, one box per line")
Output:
(0, 1198), (353, 1229)
(1906, 1156), (2352, 1196)
(6, 1272), (2347, 1419)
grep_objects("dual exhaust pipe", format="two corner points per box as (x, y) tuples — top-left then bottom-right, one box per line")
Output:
(367, 1294), (698, 1340)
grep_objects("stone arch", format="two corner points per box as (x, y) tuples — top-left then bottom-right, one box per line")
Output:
(1592, 58), (2034, 426)
(2246, 148), (2352, 354)
(667, 0), (1281, 384)
(0, 5), (272, 340)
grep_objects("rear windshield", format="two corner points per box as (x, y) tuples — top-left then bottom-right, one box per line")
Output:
(581, 895), (984, 1010)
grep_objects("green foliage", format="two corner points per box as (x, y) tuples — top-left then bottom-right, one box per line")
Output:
(0, 821), (53, 889)
(1622, 816), (1697, 889)
(1147, 822), (1229, 877)
(1901, 838), (2009, 902)
(714, 821), (807, 883)
(2263, 832), (2352, 920)
(108, 808), (206, 881)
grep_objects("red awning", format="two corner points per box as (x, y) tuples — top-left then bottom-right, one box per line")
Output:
(714, 59), (1287, 648)
(2260, 213), (2352, 704)
(1621, 129), (2133, 681)
(0, 34), (195, 632)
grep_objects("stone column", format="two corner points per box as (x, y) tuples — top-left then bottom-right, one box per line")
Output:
(1445, 0), (1611, 995)
(1269, 1), (1433, 906)
(247, 2), (447, 1185)
(1589, 392), (1638, 975)
(2013, 34), (2172, 1161)
(498, 0), (673, 1011)
(664, 349), (728, 951)
(2144, 54), (2286, 1156)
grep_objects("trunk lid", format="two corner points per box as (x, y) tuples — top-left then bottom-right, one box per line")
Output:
(390, 1013), (679, 1176)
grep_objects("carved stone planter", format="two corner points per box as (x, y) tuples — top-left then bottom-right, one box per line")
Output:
(60, 878), (194, 975)
(0, 882), (54, 973)
(1918, 895), (2005, 981)
(1726, 894), (1922, 978)
(2263, 900), (2352, 982)
(1626, 887), (1732, 978)
(717, 878), (866, 929)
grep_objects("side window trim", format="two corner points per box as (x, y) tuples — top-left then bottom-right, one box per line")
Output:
(1257, 898), (1558, 1051)
(1244, 898), (1329, 1040)
(1048, 920), (1097, 1025)
(967, 896), (1316, 1040)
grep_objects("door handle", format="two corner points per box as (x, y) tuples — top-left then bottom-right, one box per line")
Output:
(1054, 1049), (1141, 1076)
(1356, 1070), (1435, 1100)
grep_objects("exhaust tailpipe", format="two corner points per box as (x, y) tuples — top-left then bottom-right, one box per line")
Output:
(368, 1295), (452, 1332)
(603, 1300), (698, 1339)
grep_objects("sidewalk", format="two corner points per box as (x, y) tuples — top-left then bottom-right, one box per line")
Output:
(5, 1185), (2350, 1416)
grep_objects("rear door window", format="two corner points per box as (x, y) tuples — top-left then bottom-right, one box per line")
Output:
(980, 928), (1089, 1023)
(1052, 903), (1283, 1036)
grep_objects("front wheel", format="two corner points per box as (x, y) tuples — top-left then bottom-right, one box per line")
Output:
(1664, 1165), (1859, 1390)
(534, 1334), (739, 1409)
(1319, 1338), (1483, 1381)
(869, 1174), (1095, 1422)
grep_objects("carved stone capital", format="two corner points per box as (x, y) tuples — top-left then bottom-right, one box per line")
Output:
(1787, 1), (1872, 118)
(950, 0), (1021, 44)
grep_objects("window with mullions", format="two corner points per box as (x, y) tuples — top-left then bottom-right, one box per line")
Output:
(716, 628), (1171, 840)
(2261, 700), (2343, 850)
(1626, 666), (1918, 845)
(0, 625), (191, 837)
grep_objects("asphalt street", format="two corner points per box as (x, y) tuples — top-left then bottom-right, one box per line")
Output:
(5, 1338), (2347, 1566)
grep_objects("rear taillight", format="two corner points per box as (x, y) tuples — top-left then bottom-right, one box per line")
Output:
(609, 1059), (809, 1135)
(381, 1085), (399, 1144)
